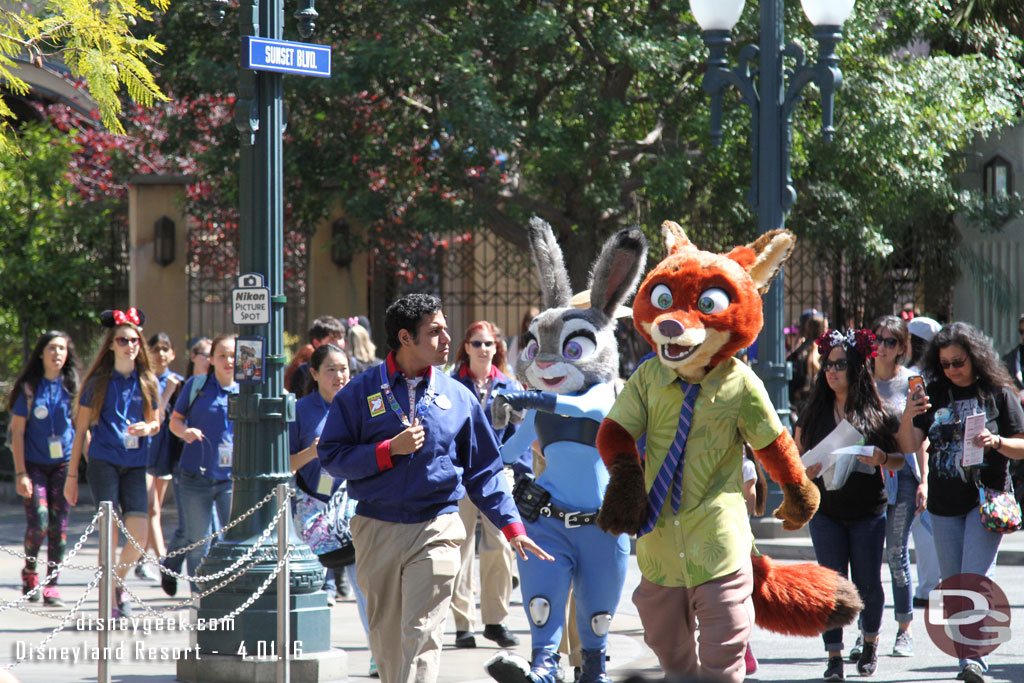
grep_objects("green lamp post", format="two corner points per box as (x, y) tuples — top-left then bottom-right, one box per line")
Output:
(690, 0), (856, 429)
(177, 0), (339, 679)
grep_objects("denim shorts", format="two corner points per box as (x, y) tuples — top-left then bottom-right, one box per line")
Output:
(87, 457), (148, 518)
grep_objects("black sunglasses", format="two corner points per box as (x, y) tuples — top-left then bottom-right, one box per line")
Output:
(470, 341), (495, 348)
(114, 337), (141, 347)
(877, 336), (900, 349)
(822, 359), (848, 372)
(940, 357), (968, 370)
(1018, 328), (1024, 336)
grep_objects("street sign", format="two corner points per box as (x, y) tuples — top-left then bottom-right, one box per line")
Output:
(232, 273), (271, 326)
(243, 36), (331, 78)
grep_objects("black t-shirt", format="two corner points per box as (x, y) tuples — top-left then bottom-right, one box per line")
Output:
(805, 412), (889, 520)
(914, 382), (1024, 517)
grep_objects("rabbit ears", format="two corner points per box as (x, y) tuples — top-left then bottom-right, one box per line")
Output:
(527, 217), (648, 318)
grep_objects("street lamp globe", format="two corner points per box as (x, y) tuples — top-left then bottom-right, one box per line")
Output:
(800, 0), (855, 27)
(690, 0), (745, 31)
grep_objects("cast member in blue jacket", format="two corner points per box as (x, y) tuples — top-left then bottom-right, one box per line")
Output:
(318, 293), (552, 683)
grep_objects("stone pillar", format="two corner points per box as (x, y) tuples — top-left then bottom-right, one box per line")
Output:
(307, 215), (369, 323)
(127, 174), (193, 375)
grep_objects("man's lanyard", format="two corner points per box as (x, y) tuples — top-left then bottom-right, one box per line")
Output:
(380, 363), (438, 427)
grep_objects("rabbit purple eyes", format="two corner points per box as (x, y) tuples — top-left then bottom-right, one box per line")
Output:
(524, 340), (538, 360)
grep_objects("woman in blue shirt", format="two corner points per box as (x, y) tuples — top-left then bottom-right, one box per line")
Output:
(64, 308), (160, 618)
(8, 330), (80, 607)
(170, 333), (238, 590)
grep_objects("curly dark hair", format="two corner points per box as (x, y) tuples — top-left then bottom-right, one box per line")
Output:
(922, 322), (1013, 397)
(6, 331), (80, 411)
(798, 340), (897, 453)
(384, 293), (443, 351)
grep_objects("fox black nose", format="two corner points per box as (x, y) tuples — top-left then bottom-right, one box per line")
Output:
(658, 319), (684, 338)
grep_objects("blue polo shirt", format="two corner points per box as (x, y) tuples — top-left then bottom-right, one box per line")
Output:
(452, 365), (533, 477)
(173, 374), (238, 480)
(79, 371), (154, 468)
(12, 378), (74, 465)
(318, 352), (524, 539)
(290, 391), (338, 502)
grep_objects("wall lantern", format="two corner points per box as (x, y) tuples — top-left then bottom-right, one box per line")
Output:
(153, 216), (176, 267)
(331, 218), (354, 267)
(983, 155), (1013, 198)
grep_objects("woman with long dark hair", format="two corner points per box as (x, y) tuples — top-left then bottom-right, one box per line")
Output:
(899, 322), (1024, 683)
(64, 308), (160, 618)
(871, 315), (925, 657)
(796, 329), (904, 681)
(7, 330), (80, 607)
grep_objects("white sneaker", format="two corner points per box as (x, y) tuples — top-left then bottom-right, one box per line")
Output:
(135, 563), (160, 582)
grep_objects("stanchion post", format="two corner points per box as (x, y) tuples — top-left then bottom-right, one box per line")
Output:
(97, 501), (114, 683)
(276, 483), (290, 683)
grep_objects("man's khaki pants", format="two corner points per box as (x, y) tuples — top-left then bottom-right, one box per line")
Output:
(352, 513), (465, 683)
(450, 494), (514, 632)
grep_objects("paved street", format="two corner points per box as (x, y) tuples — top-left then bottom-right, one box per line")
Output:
(0, 486), (1023, 682)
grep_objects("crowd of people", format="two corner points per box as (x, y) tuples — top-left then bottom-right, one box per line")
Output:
(6, 298), (1024, 683)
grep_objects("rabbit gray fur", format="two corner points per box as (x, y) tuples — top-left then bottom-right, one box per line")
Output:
(514, 218), (648, 394)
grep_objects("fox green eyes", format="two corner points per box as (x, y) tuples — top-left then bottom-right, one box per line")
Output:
(697, 288), (730, 314)
(650, 284), (673, 310)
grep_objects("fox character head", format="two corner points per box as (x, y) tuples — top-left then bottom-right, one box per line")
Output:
(515, 217), (648, 394)
(633, 220), (795, 383)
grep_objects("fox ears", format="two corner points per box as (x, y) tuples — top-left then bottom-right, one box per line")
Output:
(660, 220), (796, 295)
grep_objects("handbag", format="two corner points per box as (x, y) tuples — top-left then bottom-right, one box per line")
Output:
(977, 483), (1023, 534)
(293, 482), (356, 568)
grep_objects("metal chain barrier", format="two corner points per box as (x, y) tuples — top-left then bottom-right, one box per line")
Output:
(4, 569), (103, 671)
(0, 508), (104, 612)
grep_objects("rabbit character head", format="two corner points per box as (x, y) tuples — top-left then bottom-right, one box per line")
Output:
(515, 217), (648, 394)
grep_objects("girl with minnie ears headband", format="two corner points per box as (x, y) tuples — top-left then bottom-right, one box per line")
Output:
(64, 308), (160, 618)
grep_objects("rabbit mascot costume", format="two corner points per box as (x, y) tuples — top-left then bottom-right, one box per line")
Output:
(485, 218), (647, 683)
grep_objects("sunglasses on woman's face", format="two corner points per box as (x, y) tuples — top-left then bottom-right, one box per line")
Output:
(822, 359), (848, 372)
(940, 357), (968, 370)
(114, 337), (141, 347)
(877, 336), (900, 349)
(470, 341), (495, 348)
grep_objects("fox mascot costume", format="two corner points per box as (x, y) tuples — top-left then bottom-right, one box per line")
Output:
(596, 221), (862, 682)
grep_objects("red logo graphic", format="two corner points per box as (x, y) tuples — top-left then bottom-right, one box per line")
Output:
(925, 573), (1011, 659)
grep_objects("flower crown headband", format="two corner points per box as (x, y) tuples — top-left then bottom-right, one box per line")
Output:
(815, 328), (877, 360)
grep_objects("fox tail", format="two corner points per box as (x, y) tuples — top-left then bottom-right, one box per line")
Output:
(751, 554), (864, 637)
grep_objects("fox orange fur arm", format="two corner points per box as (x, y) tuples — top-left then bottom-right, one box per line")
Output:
(596, 418), (649, 535)
(753, 431), (820, 531)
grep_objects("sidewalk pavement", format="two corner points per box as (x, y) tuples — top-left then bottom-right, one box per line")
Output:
(1, 484), (1023, 682)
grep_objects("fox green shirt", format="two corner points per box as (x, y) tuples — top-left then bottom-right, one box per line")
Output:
(608, 357), (783, 587)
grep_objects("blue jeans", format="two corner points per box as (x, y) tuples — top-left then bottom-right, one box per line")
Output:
(177, 469), (232, 586)
(809, 511), (886, 652)
(163, 470), (188, 573)
(885, 468), (918, 624)
(929, 509), (1003, 672)
(87, 459), (148, 517)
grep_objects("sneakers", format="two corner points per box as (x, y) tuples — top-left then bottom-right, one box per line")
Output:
(823, 655), (844, 681)
(42, 585), (64, 607)
(113, 587), (133, 618)
(959, 662), (985, 683)
(135, 562), (160, 582)
(856, 641), (877, 676)
(744, 643), (758, 675)
(21, 570), (40, 603)
(482, 623), (520, 648)
(848, 635), (863, 662)
(892, 630), (914, 657)
(368, 656), (379, 678)
(326, 592), (337, 607)
(454, 630), (477, 648)
(159, 560), (178, 597)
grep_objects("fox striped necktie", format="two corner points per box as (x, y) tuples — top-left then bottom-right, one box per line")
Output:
(638, 380), (700, 537)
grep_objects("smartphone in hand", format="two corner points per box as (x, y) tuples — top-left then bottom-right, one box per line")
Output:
(908, 375), (924, 400)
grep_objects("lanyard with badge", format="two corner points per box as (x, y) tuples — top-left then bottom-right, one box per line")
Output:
(210, 385), (234, 471)
(378, 363), (450, 430)
(33, 380), (65, 460)
(314, 393), (335, 496)
(115, 377), (141, 450)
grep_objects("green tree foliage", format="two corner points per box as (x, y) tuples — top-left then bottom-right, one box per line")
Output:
(0, 122), (121, 373)
(0, 0), (170, 153)
(150, 1), (1023, 303)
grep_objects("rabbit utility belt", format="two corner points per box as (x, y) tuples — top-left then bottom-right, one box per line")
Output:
(513, 474), (598, 528)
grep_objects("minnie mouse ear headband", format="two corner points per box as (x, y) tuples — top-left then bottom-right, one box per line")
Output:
(815, 328), (877, 359)
(100, 307), (146, 328)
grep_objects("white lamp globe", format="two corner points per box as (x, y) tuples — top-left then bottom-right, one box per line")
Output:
(800, 0), (855, 26)
(690, 0), (746, 31)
